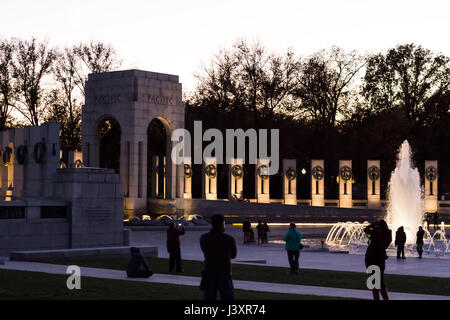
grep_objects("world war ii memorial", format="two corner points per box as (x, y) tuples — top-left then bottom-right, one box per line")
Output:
(0, 0), (449, 315)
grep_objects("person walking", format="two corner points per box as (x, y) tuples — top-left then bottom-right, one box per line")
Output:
(395, 226), (406, 259)
(364, 220), (392, 300)
(167, 221), (185, 272)
(242, 218), (252, 244)
(283, 223), (302, 274)
(416, 226), (425, 258)
(200, 214), (237, 301)
(263, 221), (270, 244)
(256, 220), (265, 245)
(126, 247), (153, 278)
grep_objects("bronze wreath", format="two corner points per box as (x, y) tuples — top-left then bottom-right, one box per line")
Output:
(231, 164), (243, 179)
(2, 146), (13, 166)
(16, 145), (27, 165)
(425, 166), (437, 181)
(205, 164), (217, 178)
(312, 166), (324, 181)
(33, 142), (46, 163)
(257, 165), (269, 180)
(286, 167), (297, 181)
(368, 166), (380, 181)
(340, 166), (352, 182)
(184, 164), (193, 178)
(74, 159), (85, 168)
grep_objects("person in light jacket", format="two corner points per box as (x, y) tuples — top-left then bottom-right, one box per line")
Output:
(284, 223), (302, 274)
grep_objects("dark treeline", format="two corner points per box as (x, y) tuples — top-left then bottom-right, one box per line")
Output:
(185, 40), (450, 199)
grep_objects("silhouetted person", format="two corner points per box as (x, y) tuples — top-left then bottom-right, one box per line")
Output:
(416, 226), (425, 258)
(167, 221), (185, 272)
(395, 226), (406, 259)
(364, 220), (392, 300)
(243, 218), (252, 244)
(256, 220), (264, 245)
(284, 223), (302, 274)
(126, 247), (153, 278)
(433, 212), (439, 230)
(425, 213), (432, 230)
(200, 214), (237, 300)
(263, 221), (270, 244)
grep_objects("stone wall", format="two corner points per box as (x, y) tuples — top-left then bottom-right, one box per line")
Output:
(0, 199), (70, 255)
(53, 168), (124, 248)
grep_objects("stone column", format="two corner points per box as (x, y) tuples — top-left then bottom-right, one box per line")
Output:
(339, 160), (353, 208)
(256, 159), (270, 203)
(229, 158), (244, 200)
(203, 157), (217, 200)
(183, 156), (192, 199)
(1, 130), (14, 198)
(367, 160), (381, 209)
(12, 128), (25, 198)
(424, 160), (438, 213)
(311, 160), (324, 207)
(283, 159), (297, 205)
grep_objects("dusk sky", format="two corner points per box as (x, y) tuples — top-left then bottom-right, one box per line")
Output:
(2, 0), (449, 91)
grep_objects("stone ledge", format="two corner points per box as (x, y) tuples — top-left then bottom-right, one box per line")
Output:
(9, 245), (158, 262)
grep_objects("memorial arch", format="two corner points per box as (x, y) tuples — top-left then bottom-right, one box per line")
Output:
(82, 70), (185, 217)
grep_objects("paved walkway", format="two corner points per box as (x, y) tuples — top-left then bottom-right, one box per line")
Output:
(131, 227), (450, 278)
(3, 227), (448, 278)
(1, 260), (449, 300)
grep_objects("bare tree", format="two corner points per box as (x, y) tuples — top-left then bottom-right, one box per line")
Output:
(293, 46), (365, 132)
(48, 47), (82, 151)
(74, 41), (122, 94)
(190, 40), (300, 124)
(13, 38), (56, 125)
(0, 38), (16, 130)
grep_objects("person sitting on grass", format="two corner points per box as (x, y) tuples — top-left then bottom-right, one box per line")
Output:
(126, 247), (153, 278)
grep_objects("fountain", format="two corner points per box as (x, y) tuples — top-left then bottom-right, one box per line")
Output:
(326, 140), (449, 257)
(386, 140), (423, 243)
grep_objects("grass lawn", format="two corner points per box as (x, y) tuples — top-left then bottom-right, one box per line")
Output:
(0, 269), (346, 300)
(42, 257), (450, 296)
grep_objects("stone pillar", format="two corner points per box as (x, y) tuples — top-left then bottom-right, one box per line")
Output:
(339, 160), (353, 208)
(311, 160), (324, 206)
(1, 130), (14, 198)
(256, 159), (270, 203)
(183, 157), (192, 199)
(229, 158), (244, 200)
(367, 160), (381, 209)
(13, 128), (25, 199)
(203, 157), (217, 200)
(283, 159), (297, 205)
(424, 160), (438, 213)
